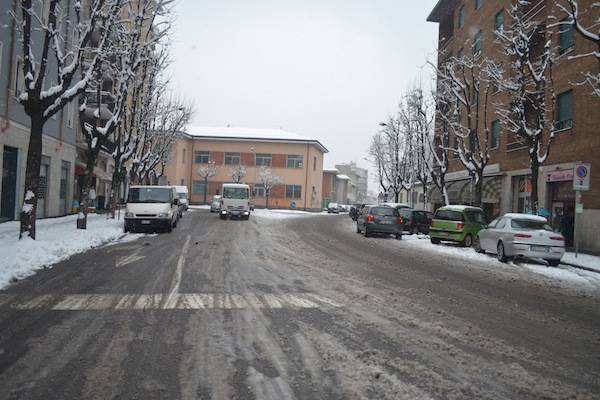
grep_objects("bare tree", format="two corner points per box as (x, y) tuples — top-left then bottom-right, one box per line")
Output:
(429, 85), (452, 206)
(489, 2), (559, 213)
(12, 0), (122, 239)
(435, 53), (494, 208)
(196, 163), (217, 204)
(230, 165), (247, 183)
(368, 132), (391, 201)
(553, 0), (600, 96)
(258, 166), (282, 209)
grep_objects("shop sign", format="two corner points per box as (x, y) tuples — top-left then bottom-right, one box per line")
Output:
(573, 163), (591, 191)
(546, 169), (573, 182)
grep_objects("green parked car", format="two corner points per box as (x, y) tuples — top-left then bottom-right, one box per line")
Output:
(429, 205), (488, 247)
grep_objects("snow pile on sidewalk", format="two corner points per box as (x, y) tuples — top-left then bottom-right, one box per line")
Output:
(0, 214), (141, 289)
(561, 252), (600, 273)
(396, 234), (600, 291)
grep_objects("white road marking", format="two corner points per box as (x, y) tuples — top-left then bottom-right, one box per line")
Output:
(7, 292), (343, 311)
(164, 235), (191, 308)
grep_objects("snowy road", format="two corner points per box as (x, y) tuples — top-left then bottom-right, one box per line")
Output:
(0, 210), (599, 399)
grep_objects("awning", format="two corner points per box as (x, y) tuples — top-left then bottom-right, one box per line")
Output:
(429, 176), (503, 205)
(482, 176), (502, 203)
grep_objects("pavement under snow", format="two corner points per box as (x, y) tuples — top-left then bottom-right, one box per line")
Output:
(0, 214), (144, 289)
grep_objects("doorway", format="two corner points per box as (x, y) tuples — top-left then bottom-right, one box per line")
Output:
(1, 146), (18, 222)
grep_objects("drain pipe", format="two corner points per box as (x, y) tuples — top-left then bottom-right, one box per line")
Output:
(1, 0), (18, 133)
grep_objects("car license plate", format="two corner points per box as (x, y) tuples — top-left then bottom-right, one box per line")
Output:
(141, 220), (151, 225)
(379, 220), (391, 224)
(531, 245), (549, 252)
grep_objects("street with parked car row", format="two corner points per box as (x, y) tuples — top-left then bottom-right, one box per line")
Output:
(1, 208), (598, 399)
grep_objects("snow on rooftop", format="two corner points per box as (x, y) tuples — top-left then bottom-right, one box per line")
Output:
(185, 126), (311, 141)
(336, 174), (351, 180)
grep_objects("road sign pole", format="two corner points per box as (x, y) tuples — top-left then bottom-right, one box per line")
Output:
(575, 190), (579, 258)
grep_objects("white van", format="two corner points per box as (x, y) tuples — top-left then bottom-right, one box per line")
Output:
(124, 186), (179, 232)
(220, 183), (251, 220)
(174, 185), (189, 212)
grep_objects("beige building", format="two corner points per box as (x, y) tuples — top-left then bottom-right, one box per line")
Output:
(163, 127), (328, 211)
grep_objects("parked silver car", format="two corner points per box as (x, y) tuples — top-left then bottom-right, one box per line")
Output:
(475, 213), (565, 266)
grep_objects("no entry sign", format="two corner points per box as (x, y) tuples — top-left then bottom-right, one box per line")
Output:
(573, 163), (591, 191)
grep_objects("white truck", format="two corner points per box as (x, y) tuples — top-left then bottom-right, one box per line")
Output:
(220, 183), (251, 220)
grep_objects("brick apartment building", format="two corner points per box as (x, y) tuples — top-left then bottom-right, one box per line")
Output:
(427, 0), (600, 251)
(162, 127), (328, 210)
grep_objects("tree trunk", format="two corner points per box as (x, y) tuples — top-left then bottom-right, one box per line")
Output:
(474, 171), (484, 208)
(77, 148), (99, 230)
(19, 113), (44, 240)
(530, 156), (540, 214)
(266, 191), (270, 209)
(203, 178), (208, 204)
(109, 168), (122, 219)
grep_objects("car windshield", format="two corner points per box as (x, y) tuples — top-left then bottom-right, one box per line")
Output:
(223, 187), (249, 199)
(467, 211), (487, 224)
(398, 208), (413, 218)
(371, 207), (397, 216)
(128, 187), (171, 203)
(511, 219), (552, 231)
(178, 193), (188, 199)
(434, 210), (464, 221)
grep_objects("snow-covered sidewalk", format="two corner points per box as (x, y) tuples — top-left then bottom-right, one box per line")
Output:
(0, 214), (144, 289)
(560, 252), (600, 273)
(252, 208), (332, 220)
(397, 234), (600, 291)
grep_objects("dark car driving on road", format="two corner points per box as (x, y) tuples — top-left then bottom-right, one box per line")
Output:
(356, 205), (402, 239)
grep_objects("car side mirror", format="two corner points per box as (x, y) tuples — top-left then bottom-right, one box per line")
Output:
(173, 198), (179, 206)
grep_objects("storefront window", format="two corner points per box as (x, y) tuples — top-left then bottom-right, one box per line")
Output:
(512, 175), (531, 213)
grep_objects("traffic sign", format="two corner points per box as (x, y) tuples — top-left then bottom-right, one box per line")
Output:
(573, 163), (590, 191)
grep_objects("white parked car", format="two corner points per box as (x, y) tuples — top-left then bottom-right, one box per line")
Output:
(174, 185), (189, 212)
(475, 213), (565, 266)
(124, 186), (179, 232)
(220, 183), (250, 220)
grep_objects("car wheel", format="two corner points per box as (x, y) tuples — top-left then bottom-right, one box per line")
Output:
(474, 236), (484, 253)
(461, 234), (473, 248)
(166, 222), (173, 233)
(124, 225), (129, 233)
(497, 241), (507, 262)
(396, 233), (402, 240)
(363, 227), (370, 238)
(356, 223), (361, 234)
(546, 259), (560, 267)
(411, 226), (419, 235)
(430, 237), (441, 245)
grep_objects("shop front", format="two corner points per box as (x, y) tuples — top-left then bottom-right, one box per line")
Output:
(546, 169), (575, 247)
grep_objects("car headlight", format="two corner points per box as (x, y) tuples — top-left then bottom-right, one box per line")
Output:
(125, 212), (134, 218)
(158, 212), (170, 218)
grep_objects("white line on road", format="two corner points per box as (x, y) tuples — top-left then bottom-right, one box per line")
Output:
(164, 235), (191, 308)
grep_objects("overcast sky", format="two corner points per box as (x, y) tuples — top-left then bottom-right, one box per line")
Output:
(170, 0), (440, 192)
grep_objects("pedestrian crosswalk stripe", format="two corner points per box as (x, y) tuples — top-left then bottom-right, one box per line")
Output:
(1, 293), (342, 311)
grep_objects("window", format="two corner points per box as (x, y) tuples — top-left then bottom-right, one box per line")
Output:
(458, 5), (465, 28)
(66, 101), (74, 128)
(495, 218), (506, 229)
(224, 152), (241, 165)
(559, 19), (575, 55)
(313, 156), (317, 171)
(511, 218), (552, 231)
(182, 148), (186, 164)
(180, 179), (184, 185)
(256, 153), (272, 166)
(192, 180), (206, 194)
(285, 185), (302, 199)
(254, 183), (266, 197)
(556, 90), (573, 130)
(494, 10), (504, 32)
(475, 0), (482, 10)
(0, 42), (3, 81)
(473, 30), (482, 57)
(15, 57), (25, 97)
(466, 210), (487, 224)
(491, 119), (501, 149)
(195, 151), (210, 164)
(434, 210), (464, 221)
(287, 155), (303, 168)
